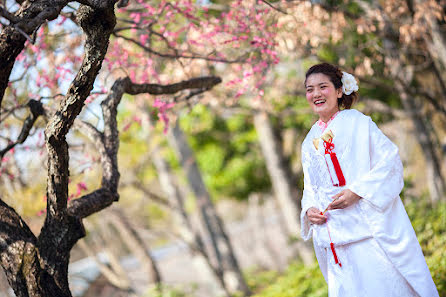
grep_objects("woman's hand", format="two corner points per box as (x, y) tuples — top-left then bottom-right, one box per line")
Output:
(328, 189), (361, 210)
(306, 207), (327, 225)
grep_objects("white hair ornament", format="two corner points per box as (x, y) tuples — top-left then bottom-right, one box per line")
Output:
(341, 71), (359, 95)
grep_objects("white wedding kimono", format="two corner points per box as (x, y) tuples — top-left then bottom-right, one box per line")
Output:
(300, 109), (439, 297)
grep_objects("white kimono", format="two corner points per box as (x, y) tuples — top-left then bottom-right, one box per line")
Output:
(300, 109), (439, 297)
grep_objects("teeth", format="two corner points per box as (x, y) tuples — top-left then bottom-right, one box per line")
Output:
(314, 100), (325, 105)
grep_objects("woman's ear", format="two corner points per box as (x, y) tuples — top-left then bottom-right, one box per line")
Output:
(337, 88), (343, 98)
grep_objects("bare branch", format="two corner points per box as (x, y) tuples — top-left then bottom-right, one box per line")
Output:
(0, 7), (19, 23)
(68, 188), (117, 218)
(129, 181), (173, 209)
(0, 100), (45, 161)
(68, 118), (119, 218)
(117, 0), (129, 8)
(75, 0), (119, 10)
(260, 0), (289, 14)
(0, 0), (70, 109)
(113, 32), (244, 63)
(360, 98), (405, 118)
(124, 76), (222, 95)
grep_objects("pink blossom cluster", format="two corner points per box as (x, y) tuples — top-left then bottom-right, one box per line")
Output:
(153, 98), (175, 134)
(105, 0), (281, 127)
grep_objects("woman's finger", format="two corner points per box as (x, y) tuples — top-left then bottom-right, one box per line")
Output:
(331, 191), (344, 200)
(307, 211), (326, 224)
(328, 197), (343, 209)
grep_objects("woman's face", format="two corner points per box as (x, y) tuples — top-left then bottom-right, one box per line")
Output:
(305, 73), (343, 122)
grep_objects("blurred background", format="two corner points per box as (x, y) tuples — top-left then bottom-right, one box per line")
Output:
(0, 0), (444, 296)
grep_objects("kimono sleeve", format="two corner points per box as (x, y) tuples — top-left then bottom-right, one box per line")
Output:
(300, 146), (318, 241)
(348, 117), (404, 212)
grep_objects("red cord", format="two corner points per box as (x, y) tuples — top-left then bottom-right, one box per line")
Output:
(322, 211), (342, 267)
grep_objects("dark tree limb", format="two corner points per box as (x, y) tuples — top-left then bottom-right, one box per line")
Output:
(260, 0), (289, 14)
(0, 100), (45, 161)
(0, 7), (20, 23)
(75, 0), (119, 10)
(36, 4), (116, 294)
(124, 76), (222, 95)
(117, 0), (129, 8)
(44, 4), (116, 222)
(68, 188), (117, 218)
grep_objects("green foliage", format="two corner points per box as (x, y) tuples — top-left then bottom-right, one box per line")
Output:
(142, 284), (197, 297)
(406, 199), (446, 296)
(251, 262), (327, 297)
(270, 94), (315, 131)
(179, 104), (271, 200)
(317, 44), (338, 64)
(245, 268), (280, 294)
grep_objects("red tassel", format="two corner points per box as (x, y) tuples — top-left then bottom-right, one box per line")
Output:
(330, 242), (342, 267)
(323, 139), (346, 187)
(330, 153), (346, 186)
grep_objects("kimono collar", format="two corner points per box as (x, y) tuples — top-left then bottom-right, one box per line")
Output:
(317, 110), (340, 132)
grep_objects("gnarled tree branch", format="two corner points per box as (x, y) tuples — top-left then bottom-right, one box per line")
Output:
(37, 4), (116, 293)
(0, 100), (45, 161)
(68, 75), (222, 219)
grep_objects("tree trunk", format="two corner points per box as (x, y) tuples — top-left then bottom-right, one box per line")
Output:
(150, 141), (231, 296)
(168, 122), (251, 296)
(395, 82), (446, 202)
(247, 194), (284, 271)
(377, 14), (446, 202)
(108, 208), (162, 286)
(253, 111), (314, 265)
(77, 239), (134, 294)
(420, 2), (446, 71)
(0, 199), (80, 297)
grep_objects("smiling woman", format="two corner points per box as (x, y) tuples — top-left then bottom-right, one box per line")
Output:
(305, 73), (342, 122)
(300, 63), (439, 297)
(304, 63), (358, 123)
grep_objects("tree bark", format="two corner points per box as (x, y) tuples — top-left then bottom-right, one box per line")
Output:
(253, 111), (314, 265)
(168, 122), (251, 296)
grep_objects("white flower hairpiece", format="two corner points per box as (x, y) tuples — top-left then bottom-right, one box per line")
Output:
(341, 71), (359, 95)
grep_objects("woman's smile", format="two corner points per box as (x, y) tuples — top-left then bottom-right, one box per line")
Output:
(313, 99), (326, 106)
